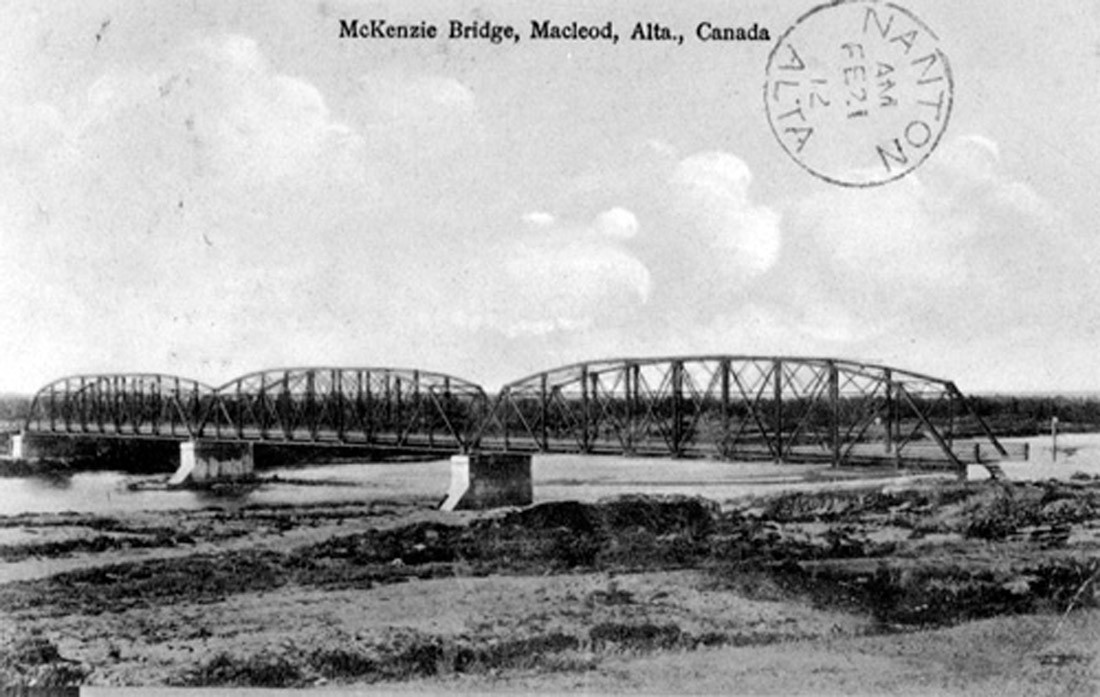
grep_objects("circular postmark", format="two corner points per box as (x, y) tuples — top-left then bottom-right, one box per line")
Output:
(764, 0), (954, 187)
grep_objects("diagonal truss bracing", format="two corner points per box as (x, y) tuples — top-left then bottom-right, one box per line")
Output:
(24, 374), (217, 439)
(478, 356), (1011, 470)
(197, 367), (489, 450)
(23, 356), (1016, 468)
(25, 367), (491, 452)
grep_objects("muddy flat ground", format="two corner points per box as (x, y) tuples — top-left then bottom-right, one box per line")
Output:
(1, 451), (1099, 694)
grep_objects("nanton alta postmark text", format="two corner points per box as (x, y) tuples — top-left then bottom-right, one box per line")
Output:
(338, 18), (770, 46)
(764, 0), (953, 187)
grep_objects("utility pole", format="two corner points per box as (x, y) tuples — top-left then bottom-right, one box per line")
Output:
(1051, 415), (1058, 463)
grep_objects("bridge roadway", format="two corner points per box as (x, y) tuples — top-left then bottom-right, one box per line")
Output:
(18, 356), (1021, 472)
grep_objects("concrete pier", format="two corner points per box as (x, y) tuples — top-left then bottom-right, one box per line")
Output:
(168, 441), (255, 488)
(441, 451), (533, 511)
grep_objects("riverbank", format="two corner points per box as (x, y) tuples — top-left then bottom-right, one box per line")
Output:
(1, 477), (1098, 692)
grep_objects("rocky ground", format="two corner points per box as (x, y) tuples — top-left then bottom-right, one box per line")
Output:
(0, 478), (1098, 693)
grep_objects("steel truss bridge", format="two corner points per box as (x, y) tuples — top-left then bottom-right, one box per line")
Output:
(24, 368), (489, 452)
(476, 356), (1015, 469)
(23, 356), (1018, 469)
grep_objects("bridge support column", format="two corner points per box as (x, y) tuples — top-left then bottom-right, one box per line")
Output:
(169, 441), (255, 488)
(13, 433), (47, 460)
(441, 452), (533, 511)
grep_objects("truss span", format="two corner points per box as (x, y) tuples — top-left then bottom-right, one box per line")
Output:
(25, 367), (491, 451)
(478, 355), (1014, 468)
(26, 373), (217, 439)
(196, 367), (489, 450)
(23, 357), (1020, 467)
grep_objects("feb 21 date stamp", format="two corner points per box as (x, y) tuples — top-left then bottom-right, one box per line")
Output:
(764, 0), (953, 187)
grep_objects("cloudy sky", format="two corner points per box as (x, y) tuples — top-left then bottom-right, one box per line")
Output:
(1, 0), (1099, 394)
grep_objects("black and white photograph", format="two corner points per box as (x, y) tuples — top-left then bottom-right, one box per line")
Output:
(1, 0), (1098, 693)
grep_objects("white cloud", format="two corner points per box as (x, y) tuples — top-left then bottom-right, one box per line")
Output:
(195, 36), (361, 183)
(797, 176), (971, 289)
(0, 34), (446, 391)
(645, 138), (678, 159)
(459, 209), (650, 337)
(70, 36), (362, 188)
(595, 207), (639, 239)
(357, 73), (481, 160)
(929, 134), (1001, 189)
(668, 152), (782, 278)
(523, 211), (556, 226)
(784, 134), (1084, 344)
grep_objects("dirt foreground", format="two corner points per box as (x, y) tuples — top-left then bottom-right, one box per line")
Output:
(1, 476), (1099, 694)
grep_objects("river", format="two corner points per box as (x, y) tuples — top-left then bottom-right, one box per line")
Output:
(0, 456), (896, 517)
(0, 460), (454, 516)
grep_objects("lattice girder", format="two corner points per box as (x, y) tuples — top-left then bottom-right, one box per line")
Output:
(480, 355), (1009, 469)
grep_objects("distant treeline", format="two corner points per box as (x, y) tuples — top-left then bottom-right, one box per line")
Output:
(968, 395), (1100, 435)
(0, 394), (30, 427)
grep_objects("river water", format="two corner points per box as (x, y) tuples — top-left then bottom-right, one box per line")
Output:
(0, 460), (454, 516)
(20, 442), (1081, 518)
(0, 456), (891, 517)
(3, 434), (1094, 517)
